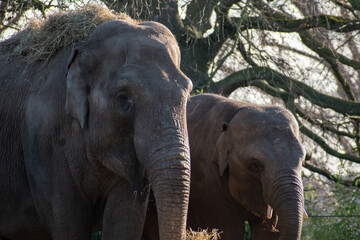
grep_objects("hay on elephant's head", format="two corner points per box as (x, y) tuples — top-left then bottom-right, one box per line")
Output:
(186, 228), (221, 240)
(7, 4), (132, 62)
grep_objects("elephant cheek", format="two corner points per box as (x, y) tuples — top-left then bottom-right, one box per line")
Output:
(228, 172), (264, 212)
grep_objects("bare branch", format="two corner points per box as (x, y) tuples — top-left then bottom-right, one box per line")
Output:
(229, 15), (360, 33)
(296, 107), (360, 139)
(304, 162), (360, 188)
(299, 30), (359, 100)
(300, 124), (360, 163)
(216, 66), (360, 116)
(237, 38), (258, 66)
(263, 41), (323, 62)
(184, 0), (220, 37)
(102, 0), (185, 38)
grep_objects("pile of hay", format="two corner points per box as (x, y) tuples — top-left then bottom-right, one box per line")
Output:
(187, 228), (221, 240)
(6, 4), (131, 62)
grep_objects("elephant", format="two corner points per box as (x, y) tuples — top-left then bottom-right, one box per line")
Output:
(143, 93), (306, 240)
(0, 17), (192, 240)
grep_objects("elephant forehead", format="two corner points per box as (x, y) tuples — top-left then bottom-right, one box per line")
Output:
(86, 38), (182, 89)
(88, 21), (181, 66)
(82, 21), (191, 91)
(231, 107), (298, 135)
(261, 131), (305, 162)
(227, 107), (305, 163)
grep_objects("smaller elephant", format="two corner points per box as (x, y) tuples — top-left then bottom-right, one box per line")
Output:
(143, 93), (306, 240)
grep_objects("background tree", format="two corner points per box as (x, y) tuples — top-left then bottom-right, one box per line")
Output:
(1, 0), (360, 235)
(1, 0), (58, 36)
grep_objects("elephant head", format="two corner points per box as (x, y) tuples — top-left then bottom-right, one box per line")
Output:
(213, 105), (306, 240)
(66, 20), (192, 239)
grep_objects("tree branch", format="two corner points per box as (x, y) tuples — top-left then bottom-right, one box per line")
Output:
(284, 98), (360, 165)
(296, 107), (360, 139)
(0, 1), (29, 36)
(331, 0), (360, 13)
(184, 0), (220, 37)
(300, 124), (360, 163)
(225, 16), (360, 71)
(102, 0), (185, 38)
(299, 30), (359, 100)
(0, 1), (8, 25)
(207, 1), (248, 63)
(230, 14), (360, 33)
(262, 41), (323, 62)
(216, 66), (360, 116)
(225, 14), (360, 96)
(349, 0), (360, 11)
(245, 0), (360, 71)
(237, 38), (259, 66)
(251, 0), (292, 19)
(304, 162), (360, 188)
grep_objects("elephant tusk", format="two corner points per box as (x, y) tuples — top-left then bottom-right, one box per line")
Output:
(303, 208), (308, 219)
(273, 214), (279, 229)
(267, 205), (273, 219)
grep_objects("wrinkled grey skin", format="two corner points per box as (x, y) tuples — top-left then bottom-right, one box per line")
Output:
(0, 20), (192, 240)
(143, 94), (305, 240)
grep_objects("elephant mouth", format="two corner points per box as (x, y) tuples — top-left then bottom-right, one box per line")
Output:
(250, 205), (279, 233)
(249, 205), (279, 231)
(266, 205), (279, 232)
(259, 205), (309, 233)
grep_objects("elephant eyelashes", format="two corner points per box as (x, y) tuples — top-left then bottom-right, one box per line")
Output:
(115, 92), (133, 114)
(248, 160), (263, 174)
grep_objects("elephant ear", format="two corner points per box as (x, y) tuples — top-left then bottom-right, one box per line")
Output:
(65, 48), (88, 129)
(213, 122), (229, 176)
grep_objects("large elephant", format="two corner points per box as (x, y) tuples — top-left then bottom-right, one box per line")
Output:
(143, 94), (306, 240)
(0, 15), (192, 240)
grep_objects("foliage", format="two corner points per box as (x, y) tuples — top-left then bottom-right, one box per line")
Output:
(91, 229), (101, 240)
(244, 221), (252, 240)
(302, 183), (360, 239)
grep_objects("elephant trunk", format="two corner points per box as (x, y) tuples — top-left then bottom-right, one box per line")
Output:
(267, 172), (304, 240)
(144, 135), (190, 240)
(134, 98), (190, 239)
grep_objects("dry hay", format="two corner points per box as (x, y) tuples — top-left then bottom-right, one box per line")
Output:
(187, 228), (221, 240)
(3, 4), (132, 63)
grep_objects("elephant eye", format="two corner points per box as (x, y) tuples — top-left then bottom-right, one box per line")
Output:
(248, 159), (263, 174)
(115, 91), (133, 114)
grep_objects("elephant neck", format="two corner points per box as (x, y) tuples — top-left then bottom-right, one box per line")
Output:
(188, 157), (246, 238)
